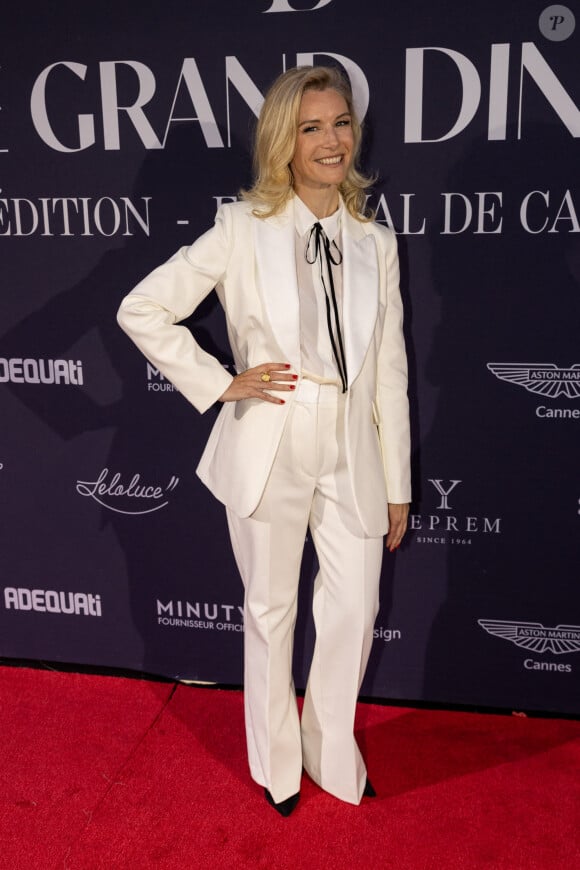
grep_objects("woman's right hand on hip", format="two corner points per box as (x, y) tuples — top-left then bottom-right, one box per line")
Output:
(219, 363), (297, 404)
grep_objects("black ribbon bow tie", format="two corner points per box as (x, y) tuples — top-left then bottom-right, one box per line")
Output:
(305, 221), (348, 393)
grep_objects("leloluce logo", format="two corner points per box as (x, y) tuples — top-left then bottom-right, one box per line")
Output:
(478, 618), (580, 673)
(76, 468), (180, 515)
(487, 362), (580, 420)
(410, 478), (501, 545)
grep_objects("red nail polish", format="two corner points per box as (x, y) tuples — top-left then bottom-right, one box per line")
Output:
(285, 364), (291, 369)
(279, 399), (286, 404)
(289, 384), (295, 390)
(292, 374), (298, 380)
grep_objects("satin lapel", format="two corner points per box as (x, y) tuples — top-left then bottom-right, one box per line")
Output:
(252, 199), (301, 370)
(342, 213), (379, 386)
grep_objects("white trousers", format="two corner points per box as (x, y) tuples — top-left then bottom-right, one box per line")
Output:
(226, 381), (383, 805)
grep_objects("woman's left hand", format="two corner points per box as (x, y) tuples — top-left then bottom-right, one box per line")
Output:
(386, 503), (409, 552)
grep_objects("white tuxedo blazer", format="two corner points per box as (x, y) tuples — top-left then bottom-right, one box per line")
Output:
(117, 197), (411, 537)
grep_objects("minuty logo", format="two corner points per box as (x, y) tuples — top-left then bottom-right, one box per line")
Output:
(147, 364), (178, 392)
(76, 468), (179, 515)
(157, 599), (244, 632)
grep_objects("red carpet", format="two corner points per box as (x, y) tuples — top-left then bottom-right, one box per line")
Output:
(1, 666), (579, 869)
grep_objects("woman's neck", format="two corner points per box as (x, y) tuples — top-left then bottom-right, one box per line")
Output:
(294, 185), (339, 219)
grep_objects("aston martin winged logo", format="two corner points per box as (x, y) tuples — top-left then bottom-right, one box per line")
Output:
(486, 363), (580, 399)
(478, 619), (580, 655)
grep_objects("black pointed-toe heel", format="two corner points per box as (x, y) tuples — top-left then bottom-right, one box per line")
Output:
(363, 777), (376, 798)
(264, 788), (300, 817)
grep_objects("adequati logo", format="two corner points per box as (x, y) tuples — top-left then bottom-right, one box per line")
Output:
(4, 587), (102, 617)
(146, 364), (178, 393)
(410, 479), (501, 545)
(487, 363), (580, 421)
(0, 358), (83, 385)
(76, 468), (179, 515)
(478, 618), (579, 673)
(156, 599), (244, 632)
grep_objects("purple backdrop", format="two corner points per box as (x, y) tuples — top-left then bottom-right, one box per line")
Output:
(1, 0), (579, 713)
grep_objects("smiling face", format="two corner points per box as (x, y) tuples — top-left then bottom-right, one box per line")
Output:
(290, 88), (354, 203)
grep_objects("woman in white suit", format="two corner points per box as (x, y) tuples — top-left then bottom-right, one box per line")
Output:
(118, 66), (411, 816)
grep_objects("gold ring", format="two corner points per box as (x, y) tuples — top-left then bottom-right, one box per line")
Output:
(260, 372), (271, 383)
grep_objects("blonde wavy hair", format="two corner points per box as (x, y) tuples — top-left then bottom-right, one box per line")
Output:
(241, 66), (375, 221)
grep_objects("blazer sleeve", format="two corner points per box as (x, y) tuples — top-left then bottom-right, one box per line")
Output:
(117, 205), (234, 414)
(375, 227), (412, 504)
